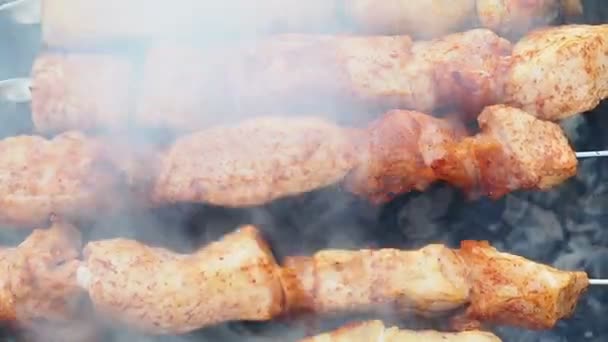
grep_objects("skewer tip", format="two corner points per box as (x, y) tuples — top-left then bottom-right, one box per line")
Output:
(0, 78), (31, 103)
(589, 279), (608, 286)
(576, 151), (608, 159)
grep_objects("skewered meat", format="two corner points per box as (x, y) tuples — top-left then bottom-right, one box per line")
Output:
(0, 220), (83, 324)
(345, 104), (577, 203)
(282, 240), (588, 330)
(40, 0), (347, 47)
(152, 105), (576, 207)
(31, 23), (608, 133)
(0, 105), (576, 224)
(280, 244), (471, 316)
(0, 131), (132, 227)
(29, 29), (512, 134)
(75, 225), (588, 334)
(76, 225), (284, 334)
(346, 0), (476, 38)
(504, 24), (608, 121)
(476, 0), (563, 37)
(39, 0), (576, 48)
(151, 116), (359, 207)
(30, 53), (133, 134)
(299, 320), (502, 342)
(430, 104), (578, 198)
(453, 240), (589, 330)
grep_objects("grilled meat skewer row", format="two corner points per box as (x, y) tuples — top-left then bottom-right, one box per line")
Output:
(37, 0), (581, 47)
(0, 105), (576, 227)
(299, 320), (502, 342)
(26, 24), (608, 135)
(31, 28), (510, 134)
(0, 222), (590, 334)
(74, 225), (588, 334)
(154, 104), (577, 206)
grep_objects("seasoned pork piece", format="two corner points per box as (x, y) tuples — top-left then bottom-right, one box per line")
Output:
(151, 116), (358, 207)
(476, 0), (563, 37)
(504, 24), (608, 121)
(139, 29), (510, 120)
(344, 110), (465, 204)
(429, 105), (577, 198)
(347, 0), (476, 38)
(0, 132), (130, 226)
(73, 227), (589, 333)
(454, 240), (589, 330)
(347, 105), (577, 202)
(280, 245), (470, 316)
(30, 52), (133, 134)
(77, 226), (284, 334)
(40, 0), (342, 47)
(0, 221), (83, 324)
(29, 29), (511, 134)
(40, 0), (571, 47)
(300, 320), (503, 342)
(281, 240), (587, 330)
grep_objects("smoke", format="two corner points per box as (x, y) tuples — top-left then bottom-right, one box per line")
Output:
(0, 1), (607, 342)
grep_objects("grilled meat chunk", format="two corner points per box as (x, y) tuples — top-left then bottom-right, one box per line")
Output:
(346, 105), (577, 202)
(0, 221), (82, 323)
(300, 320), (502, 342)
(504, 24), (608, 121)
(30, 52), (133, 135)
(429, 104), (577, 198)
(151, 116), (358, 207)
(30, 29), (511, 134)
(76, 226), (284, 334)
(40, 0), (574, 47)
(0, 132), (130, 227)
(280, 245), (470, 316)
(454, 240), (589, 330)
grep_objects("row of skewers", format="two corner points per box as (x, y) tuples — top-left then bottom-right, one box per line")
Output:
(0, 219), (592, 341)
(1, 0), (608, 340)
(0, 104), (579, 227)
(4, 0), (586, 43)
(6, 23), (604, 132)
(0, 19), (604, 231)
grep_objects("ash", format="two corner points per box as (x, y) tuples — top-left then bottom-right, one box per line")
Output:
(1, 3), (608, 342)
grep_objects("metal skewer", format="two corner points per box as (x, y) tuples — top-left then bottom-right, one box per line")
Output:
(0, 0), (40, 24)
(576, 151), (608, 159)
(0, 78), (30, 103)
(589, 279), (608, 285)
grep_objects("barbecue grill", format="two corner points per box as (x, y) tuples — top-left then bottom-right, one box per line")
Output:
(1, 1), (608, 341)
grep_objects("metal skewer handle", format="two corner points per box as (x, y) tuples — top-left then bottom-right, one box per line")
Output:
(0, 0), (40, 24)
(0, 78), (31, 103)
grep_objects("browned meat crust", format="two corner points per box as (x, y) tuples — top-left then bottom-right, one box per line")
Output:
(31, 29), (511, 133)
(300, 320), (503, 342)
(0, 221), (82, 323)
